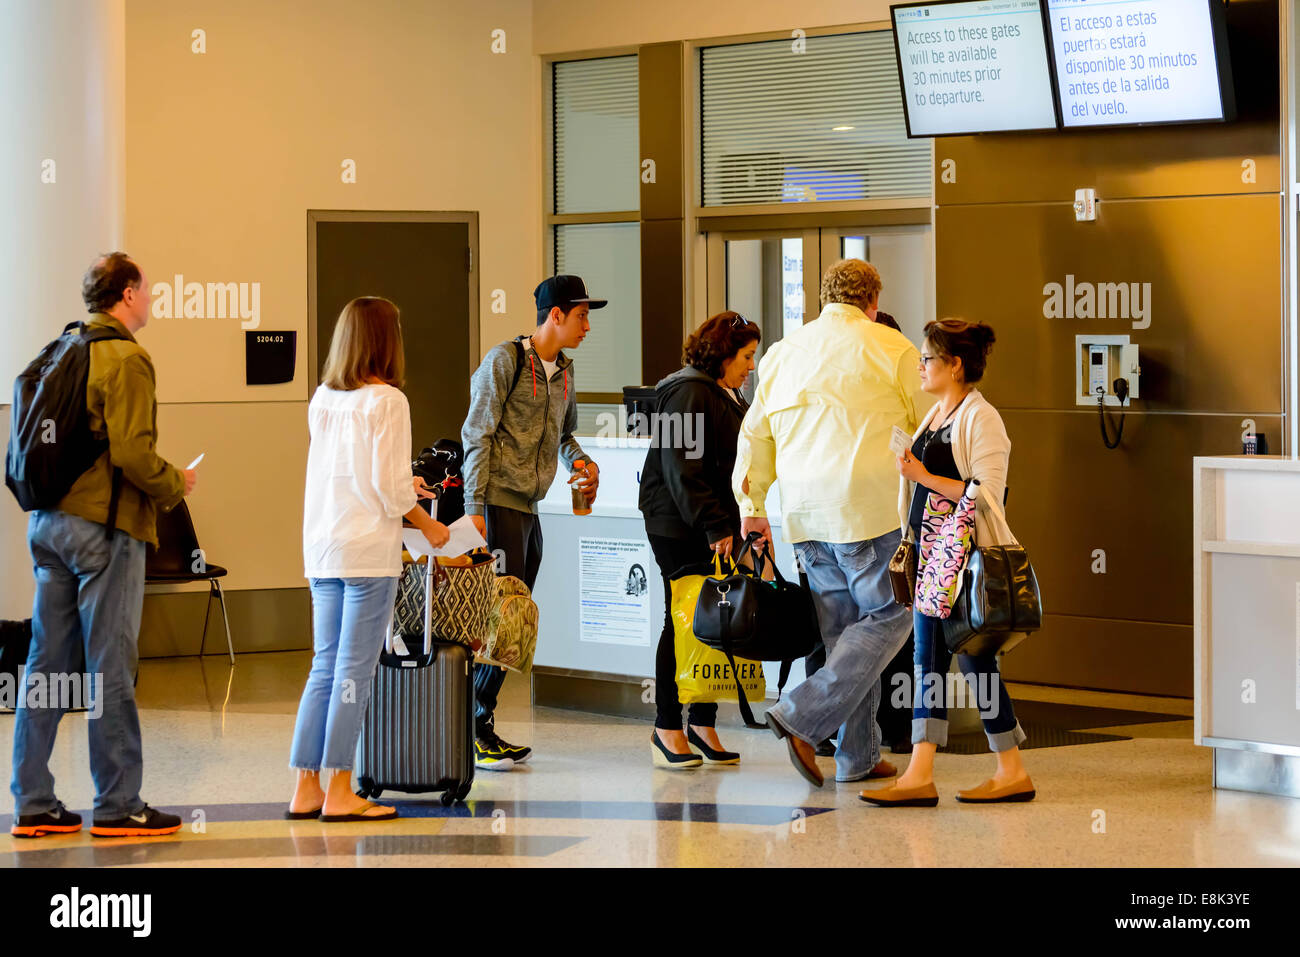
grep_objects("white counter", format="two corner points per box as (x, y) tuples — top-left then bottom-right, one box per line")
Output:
(531, 437), (802, 697)
(1193, 455), (1300, 798)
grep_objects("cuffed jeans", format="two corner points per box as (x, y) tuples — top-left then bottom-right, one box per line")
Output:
(289, 576), (398, 772)
(911, 609), (1026, 752)
(11, 510), (146, 819)
(770, 531), (912, 781)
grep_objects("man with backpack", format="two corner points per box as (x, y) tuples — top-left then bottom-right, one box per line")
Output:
(460, 275), (602, 771)
(6, 253), (196, 838)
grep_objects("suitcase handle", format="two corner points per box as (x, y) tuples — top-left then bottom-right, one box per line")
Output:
(387, 559), (434, 656)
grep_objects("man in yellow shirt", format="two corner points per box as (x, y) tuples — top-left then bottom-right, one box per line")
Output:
(734, 259), (929, 787)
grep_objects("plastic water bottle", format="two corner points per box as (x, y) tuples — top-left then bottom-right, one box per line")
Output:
(571, 459), (592, 515)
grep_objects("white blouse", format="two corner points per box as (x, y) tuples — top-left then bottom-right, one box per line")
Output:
(303, 383), (417, 579)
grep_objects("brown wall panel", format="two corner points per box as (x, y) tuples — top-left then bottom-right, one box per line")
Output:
(999, 410), (1282, 625)
(1001, 615), (1192, 698)
(935, 0), (1280, 206)
(936, 195), (1283, 415)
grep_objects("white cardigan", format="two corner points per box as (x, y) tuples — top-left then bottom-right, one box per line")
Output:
(896, 388), (1017, 546)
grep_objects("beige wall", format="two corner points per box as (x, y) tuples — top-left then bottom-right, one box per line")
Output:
(532, 0), (894, 53)
(122, 0), (541, 596)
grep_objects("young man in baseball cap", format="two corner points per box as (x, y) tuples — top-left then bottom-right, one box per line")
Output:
(460, 275), (604, 770)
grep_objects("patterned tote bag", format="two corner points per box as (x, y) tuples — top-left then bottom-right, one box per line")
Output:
(914, 480), (980, 619)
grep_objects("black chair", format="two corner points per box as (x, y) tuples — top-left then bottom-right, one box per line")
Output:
(145, 500), (235, 664)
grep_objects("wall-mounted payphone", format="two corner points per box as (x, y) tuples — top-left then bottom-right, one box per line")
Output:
(1076, 335), (1140, 449)
(1075, 334), (1139, 407)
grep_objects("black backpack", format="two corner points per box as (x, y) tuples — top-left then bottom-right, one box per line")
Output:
(4, 321), (129, 531)
(412, 438), (466, 523)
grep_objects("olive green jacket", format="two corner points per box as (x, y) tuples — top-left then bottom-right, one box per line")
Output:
(57, 313), (185, 545)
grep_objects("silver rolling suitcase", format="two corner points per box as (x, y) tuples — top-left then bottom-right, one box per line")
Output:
(356, 560), (475, 807)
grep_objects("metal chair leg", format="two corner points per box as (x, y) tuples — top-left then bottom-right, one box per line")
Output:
(199, 583), (214, 658)
(214, 579), (235, 665)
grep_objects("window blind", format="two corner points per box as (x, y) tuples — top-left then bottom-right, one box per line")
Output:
(701, 31), (931, 207)
(554, 55), (640, 215)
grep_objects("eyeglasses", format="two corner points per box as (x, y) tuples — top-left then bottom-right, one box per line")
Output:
(918, 354), (942, 369)
(730, 314), (750, 328)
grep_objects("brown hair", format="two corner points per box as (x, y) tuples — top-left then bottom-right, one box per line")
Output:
(82, 252), (142, 313)
(321, 297), (406, 390)
(682, 311), (761, 380)
(924, 318), (996, 384)
(819, 259), (881, 313)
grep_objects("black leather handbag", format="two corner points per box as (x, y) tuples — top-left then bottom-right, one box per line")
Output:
(941, 543), (1042, 656)
(692, 535), (820, 726)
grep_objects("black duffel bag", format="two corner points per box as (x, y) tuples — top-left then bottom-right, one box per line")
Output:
(941, 544), (1042, 657)
(412, 439), (464, 524)
(692, 534), (820, 727)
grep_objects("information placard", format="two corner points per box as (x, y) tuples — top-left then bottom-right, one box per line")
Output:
(1047, 0), (1234, 127)
(578, 537), (653, 647)
(892, 0), (1058, 137)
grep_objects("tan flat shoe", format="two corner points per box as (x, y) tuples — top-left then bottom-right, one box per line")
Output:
(858, 781), (939, 807)
(955, 776), (1036, 803)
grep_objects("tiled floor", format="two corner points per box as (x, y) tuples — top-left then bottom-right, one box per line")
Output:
(1, 653), (1297, 867)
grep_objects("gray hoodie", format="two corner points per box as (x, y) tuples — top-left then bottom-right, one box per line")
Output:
(461, 336), (594, 515)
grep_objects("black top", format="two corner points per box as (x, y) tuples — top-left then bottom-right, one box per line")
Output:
(638, 366), (747, 543)
(908, 422), (961, 534)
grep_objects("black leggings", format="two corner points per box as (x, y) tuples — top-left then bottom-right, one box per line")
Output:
(648, 532), (719, 731)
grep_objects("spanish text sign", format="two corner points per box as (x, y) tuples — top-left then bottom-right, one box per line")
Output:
(894, 0), (1057, 136)
(1047, 0), (1229, 127)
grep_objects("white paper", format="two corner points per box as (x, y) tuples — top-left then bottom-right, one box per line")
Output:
(186, 453), (205, 469)
(402, 514), (487, 561)
(889, 426), (912, 457)
(578, 537), (652, 647)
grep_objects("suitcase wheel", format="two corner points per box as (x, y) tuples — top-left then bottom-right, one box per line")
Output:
(440, 790), (456, 807)
(357, 777), (378, 800)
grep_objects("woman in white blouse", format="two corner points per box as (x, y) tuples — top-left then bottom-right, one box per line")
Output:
(288, 297), (449, 822)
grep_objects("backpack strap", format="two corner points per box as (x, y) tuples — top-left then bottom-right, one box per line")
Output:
(507, 338), (528, 397)
(79, 321), (130, 540)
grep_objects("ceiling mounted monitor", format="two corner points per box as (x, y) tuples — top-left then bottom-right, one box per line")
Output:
(1047, 0), (1236, 128)
(891, 0), (1060, 138)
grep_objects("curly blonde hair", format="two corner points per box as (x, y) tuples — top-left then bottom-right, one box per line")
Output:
(819, 259), (881, 314)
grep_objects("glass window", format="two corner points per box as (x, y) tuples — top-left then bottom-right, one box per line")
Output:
(701, 31), (931, 207)
(554, 56), (640, 215)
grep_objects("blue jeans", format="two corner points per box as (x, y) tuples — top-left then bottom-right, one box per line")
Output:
(771, 531), (913, 781)
(289, 576), (398, 772)
(911, 609), (1026, 752)
(11, 510), (146, 819)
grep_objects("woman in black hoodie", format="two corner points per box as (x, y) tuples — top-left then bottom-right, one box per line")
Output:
(639, 312), (760, 769)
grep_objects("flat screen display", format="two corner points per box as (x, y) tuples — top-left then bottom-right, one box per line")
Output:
(892, 0), (1059, 137)
(1047, 0), (1236, 127)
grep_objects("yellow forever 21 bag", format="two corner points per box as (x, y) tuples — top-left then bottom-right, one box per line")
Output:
(670, 562), (765, 706)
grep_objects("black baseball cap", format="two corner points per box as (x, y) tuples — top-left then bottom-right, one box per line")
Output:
(534, 274), (608, 312)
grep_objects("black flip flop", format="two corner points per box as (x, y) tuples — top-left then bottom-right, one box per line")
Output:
(319, 801), (399, 823)
(284, 807), (322, 820)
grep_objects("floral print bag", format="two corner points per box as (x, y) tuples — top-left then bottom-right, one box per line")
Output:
(914, 479), (981, 619)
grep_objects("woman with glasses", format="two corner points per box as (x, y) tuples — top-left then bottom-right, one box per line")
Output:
(861, 317), (1035, 807)
(638, 311), (760, 769)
